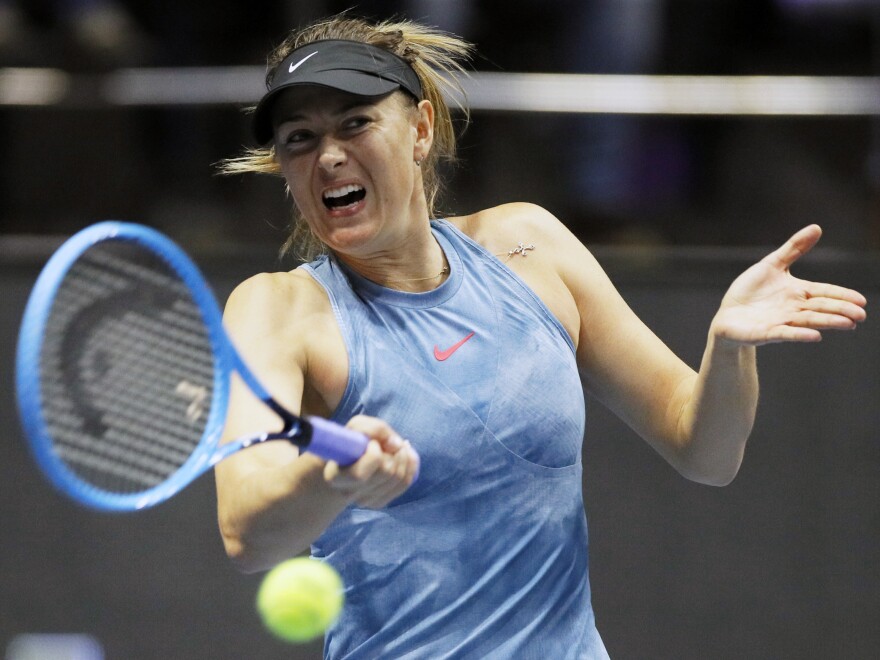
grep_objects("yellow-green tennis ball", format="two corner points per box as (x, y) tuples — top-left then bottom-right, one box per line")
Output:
(257, 557), (344, 643)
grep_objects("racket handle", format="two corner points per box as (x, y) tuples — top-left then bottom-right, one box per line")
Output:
(304, 416), (370, 466)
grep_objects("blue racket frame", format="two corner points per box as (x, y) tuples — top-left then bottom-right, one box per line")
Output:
(16, 221), (369, 512)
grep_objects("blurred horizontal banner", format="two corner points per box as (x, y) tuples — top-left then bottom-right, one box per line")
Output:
(2, 66), (879, 116)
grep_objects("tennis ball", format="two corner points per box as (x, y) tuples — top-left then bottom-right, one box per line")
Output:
(257, 557), (344, 643)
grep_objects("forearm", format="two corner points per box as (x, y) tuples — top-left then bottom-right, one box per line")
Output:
(674, 329), (759, 486)
(217, 454), (350, 573)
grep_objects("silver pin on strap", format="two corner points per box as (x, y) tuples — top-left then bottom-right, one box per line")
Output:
(507, 242), (535, 258)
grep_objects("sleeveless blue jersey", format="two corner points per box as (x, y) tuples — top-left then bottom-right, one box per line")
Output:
(301, 220), (609, 659)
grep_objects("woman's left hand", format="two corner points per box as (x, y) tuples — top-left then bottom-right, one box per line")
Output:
(711, 224), (867, 346)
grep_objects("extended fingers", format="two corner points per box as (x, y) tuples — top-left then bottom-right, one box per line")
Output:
(763, 325), (823, 343)
(786, 309), (858, 331)
(804, 281), (868, 309)
(794, 282), (867, 328)
(802, 297), (866, 323)
(765, 294), (865, 341)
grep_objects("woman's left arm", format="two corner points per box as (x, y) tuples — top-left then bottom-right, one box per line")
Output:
(677, 224), (867, 483)
(542, 214), (867, 486)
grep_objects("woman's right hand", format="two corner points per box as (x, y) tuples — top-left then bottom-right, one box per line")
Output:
(322, 415), (420, 508)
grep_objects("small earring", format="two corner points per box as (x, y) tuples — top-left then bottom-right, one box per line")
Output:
(415, 159), (422, 167)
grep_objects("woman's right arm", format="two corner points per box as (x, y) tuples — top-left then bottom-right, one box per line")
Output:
(214, 272), (417, 573)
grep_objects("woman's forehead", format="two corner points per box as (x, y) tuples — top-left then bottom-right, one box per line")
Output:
(270, 86), (390, 123)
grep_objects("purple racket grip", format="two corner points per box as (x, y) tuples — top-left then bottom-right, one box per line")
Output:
(305, 416), (369, 466)
(304, 416), (420, 483)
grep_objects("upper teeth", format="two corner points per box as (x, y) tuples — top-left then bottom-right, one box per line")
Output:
(323, 184), (364, 199)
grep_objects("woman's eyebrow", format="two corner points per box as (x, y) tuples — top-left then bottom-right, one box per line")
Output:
(277, 100), (375, 125)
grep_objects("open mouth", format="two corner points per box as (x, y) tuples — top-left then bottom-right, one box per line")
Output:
(323, 184), (366, 210)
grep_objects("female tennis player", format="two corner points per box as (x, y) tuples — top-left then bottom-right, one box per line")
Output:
(214, 15), (867, 659)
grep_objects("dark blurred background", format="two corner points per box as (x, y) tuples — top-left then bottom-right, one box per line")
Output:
(2, 1), (879, 659)
(1, 0), (878, 251)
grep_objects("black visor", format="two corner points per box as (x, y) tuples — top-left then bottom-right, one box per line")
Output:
(252, 39), (423, 145)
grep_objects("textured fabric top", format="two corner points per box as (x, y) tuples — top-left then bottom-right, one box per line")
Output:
(301, 220), (608, 659)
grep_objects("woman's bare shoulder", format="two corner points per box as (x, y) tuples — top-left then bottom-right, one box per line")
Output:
(225, 268), (330, 320)
(445, 202), (576, 256)
(222, 267), (338, 361)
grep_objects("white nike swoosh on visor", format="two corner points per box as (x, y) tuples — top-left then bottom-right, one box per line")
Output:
(289, 51), (319, 73)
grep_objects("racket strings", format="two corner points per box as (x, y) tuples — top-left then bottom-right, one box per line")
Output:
(39, 241), (217, 495)
(54, 449), (169, 489)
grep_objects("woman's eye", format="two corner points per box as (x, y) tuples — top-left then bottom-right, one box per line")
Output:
(344, 116), (370, 131)
(285, 130), (312, 144)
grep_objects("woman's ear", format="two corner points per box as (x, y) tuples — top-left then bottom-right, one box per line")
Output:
(413, 99), (435, 163)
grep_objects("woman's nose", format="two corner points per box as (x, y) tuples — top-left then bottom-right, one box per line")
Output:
(317, 139), (346, 171)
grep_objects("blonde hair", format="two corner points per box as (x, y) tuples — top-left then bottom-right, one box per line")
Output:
(220, 15), (473, 261)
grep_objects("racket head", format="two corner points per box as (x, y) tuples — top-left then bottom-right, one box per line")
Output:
(16, 221), (233, 511)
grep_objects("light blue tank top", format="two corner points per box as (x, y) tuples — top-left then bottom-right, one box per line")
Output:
(301, 220), (609, 659)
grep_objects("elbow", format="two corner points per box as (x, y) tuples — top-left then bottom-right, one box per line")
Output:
(220, 527), (259, 574)
(669, 439), (745, 487)
(223, 538), (258, 574)
(668, 426), (750, 487)
(686, 468), (739, 488)
(222, 533), (283, 574)
(676, 458), (742, 487)
(218, 514), (268, 574)
(218, 515), (309, 574)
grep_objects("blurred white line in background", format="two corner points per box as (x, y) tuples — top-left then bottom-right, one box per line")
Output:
(0, 68), (71, 105)
(1, 66), (879, 116)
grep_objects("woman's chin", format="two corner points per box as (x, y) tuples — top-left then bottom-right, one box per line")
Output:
(318, 223), (381, 255)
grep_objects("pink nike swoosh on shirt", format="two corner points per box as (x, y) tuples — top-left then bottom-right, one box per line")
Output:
(433, 332), (475, 361)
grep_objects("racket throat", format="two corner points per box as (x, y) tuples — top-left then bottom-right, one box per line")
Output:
(262, 409), (368, 466)
(263, 398), (312, 448)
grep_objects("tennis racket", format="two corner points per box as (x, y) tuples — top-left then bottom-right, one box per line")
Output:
(16, 221), (377, 512)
